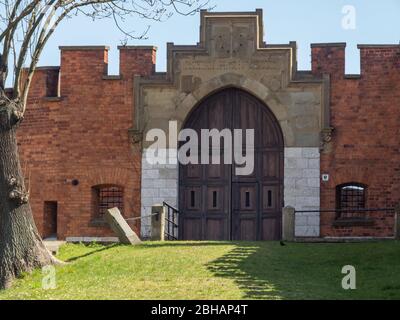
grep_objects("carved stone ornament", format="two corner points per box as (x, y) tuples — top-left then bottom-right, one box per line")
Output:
(320, 127), (334, 151)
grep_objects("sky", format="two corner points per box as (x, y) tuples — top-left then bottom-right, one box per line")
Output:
(38, 0), (400, 75)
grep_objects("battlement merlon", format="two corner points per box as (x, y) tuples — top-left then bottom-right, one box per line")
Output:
(311, 42), (400, 79)
(59, 45), (156, 80)
(18, 45), (157, 100)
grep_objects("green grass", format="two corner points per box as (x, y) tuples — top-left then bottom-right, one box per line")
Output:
(0, 241), (399, 300)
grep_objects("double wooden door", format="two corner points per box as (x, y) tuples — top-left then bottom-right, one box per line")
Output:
(179, 88), (283, 241)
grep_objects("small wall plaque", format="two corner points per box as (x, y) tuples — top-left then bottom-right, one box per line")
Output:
(322, 174), (329, 182)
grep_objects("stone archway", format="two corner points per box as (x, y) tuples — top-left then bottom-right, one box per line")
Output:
(175, 73), (294, 147)
(179, 87), (284, 241)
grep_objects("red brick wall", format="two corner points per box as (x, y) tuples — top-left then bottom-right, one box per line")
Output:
(313, 44), (400, 237)
(18, 41), (400, 239)
(17, 46), (156, 239)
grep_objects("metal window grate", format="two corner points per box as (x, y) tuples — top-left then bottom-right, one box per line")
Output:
(337, 184), (366, 218)
(98, 186), (124, 216)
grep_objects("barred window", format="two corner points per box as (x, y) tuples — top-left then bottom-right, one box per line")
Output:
(336, 183), (367, 218)
(92, 185), (124, 217)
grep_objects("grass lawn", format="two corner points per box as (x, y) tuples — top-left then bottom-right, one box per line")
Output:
(0, 241), (399, 300)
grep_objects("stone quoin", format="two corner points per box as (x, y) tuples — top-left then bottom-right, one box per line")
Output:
(16, 10), (400, 241)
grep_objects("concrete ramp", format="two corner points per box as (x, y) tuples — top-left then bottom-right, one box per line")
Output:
(105, 208), (141, 245)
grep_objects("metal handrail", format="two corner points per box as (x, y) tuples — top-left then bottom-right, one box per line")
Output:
(295, 207), (398, 229)
(163, 201), (179, 212)
(163, 201), (179, 240)
(165, 218), (179, 227)
(295, 207), (396, 214)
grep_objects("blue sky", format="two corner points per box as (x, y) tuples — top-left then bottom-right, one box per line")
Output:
(40, 0), (400, 75)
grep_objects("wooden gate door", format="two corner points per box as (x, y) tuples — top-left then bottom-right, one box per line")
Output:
(179, 88), (283, 241)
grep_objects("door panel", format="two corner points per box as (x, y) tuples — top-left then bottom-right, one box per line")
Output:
(232, 183), (259, 241)
(261, 218), (279, 241)
(261, 185), (279, 211)
(261, 151), (281, 179)
(239, 219), (257, 241)
(182, 186), (202, 211)
(185, 164), (202, 179)
(206, 219), (227, 241)
(206, 186), (226, 211)
(179, 88), (283, 241)
(182, 218), (202, 240)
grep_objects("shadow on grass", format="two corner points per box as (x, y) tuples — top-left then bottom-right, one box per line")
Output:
(139, 241), (287, 298)
(66, 244), (119, 262)
(140, 241), (233, 248)
(140, 241), (294, 299)
(206, 242), (287, 300)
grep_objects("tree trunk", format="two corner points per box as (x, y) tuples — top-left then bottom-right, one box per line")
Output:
(0, 100), (56, 290)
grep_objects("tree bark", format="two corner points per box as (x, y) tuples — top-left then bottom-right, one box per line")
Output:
(0, 99), (56, 290)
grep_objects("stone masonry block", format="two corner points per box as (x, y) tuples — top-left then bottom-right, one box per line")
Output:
(285, 148), (302, 158)
(302, 148), (320, 159)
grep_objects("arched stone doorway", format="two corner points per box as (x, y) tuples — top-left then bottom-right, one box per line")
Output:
(179, 88), (284, 241)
